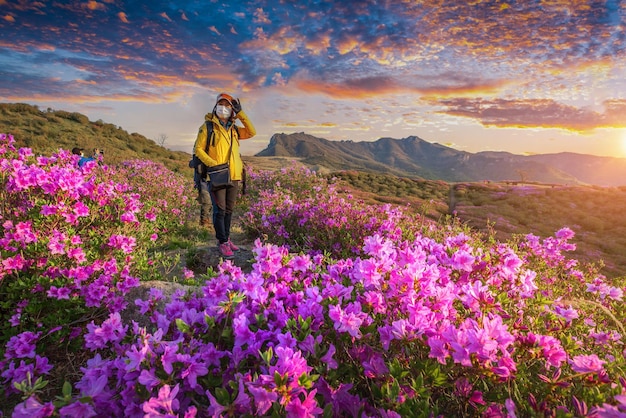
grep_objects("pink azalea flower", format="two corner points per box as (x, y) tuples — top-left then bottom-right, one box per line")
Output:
(285, 389), (323, 418)
(570, 354), (606, 374)
(143, 384), (180, 416)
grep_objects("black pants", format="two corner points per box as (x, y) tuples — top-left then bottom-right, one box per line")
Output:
(210, 181), (239, 244)
(197, 180), (212, 222)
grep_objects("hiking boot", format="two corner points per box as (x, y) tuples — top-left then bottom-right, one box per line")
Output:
(219, 242), (234, 258)
(227, 239), (240, 252)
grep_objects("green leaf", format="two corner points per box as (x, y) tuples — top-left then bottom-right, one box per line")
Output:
(62, 381), (73, 397)
(214, 387), (230, 405)
(260, 347), (274, 365)
(175, 318), (190, 333)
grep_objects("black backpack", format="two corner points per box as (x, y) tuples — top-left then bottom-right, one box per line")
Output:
(188, 121), (215, 175)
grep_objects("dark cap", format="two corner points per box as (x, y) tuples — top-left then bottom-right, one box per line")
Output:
(72, 147), (83, 155)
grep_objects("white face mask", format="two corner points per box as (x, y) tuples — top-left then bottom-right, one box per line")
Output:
(216, 105), (232, 119)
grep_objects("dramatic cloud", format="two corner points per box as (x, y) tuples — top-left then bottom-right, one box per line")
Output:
(0, 0), (625, 156)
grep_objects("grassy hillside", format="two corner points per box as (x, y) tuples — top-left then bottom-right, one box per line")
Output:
(0, 103), (191, 173)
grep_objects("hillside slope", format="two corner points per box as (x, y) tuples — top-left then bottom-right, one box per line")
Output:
(0, 103), (191, 173)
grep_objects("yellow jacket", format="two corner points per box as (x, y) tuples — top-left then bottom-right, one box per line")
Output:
(194, 110), (256, 181)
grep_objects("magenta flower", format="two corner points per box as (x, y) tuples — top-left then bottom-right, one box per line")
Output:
(285, 389), (323, 418)
(143, 384), (180, 417)
(451, 249), (476, 272)
(570, 354), (606, 374)
(13, 221), (37, 244)
(537, 335), (567, 369)
(328, 303), (366, 339)
(107, 234), (136, 254)
(2, 253), (28, 271)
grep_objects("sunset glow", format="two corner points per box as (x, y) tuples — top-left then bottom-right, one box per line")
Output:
(0, 1), (625, 157)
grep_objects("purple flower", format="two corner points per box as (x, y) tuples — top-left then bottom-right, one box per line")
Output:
(205, 389), (227, 417)
(47, 286), (71, 300)
(125, 343), (149, 371)
(139, 368), (161, 390)
(59, 401), (97, 418)
(12, 396), (55, 418)
(181, 356), (208, 389)
(320, 344), (338, 370)
(5, 331), (40, 359)
(553, 305), (579, 323)
(84, 312), (127, 350)
(160, 342), (179, 375)
(555, 227), (575, 240)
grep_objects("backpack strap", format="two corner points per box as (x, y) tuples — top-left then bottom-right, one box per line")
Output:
(205, 121), (215, 149)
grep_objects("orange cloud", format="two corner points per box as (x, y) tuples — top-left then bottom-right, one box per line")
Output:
(159, 12), (172, 22)
(253, 7), (270, 24)
(437, 98), (626, 131)
(292, 74), (508, 100)
(85, 1), (104, 11)
(3, 14), (14, 22)
(117, 12), (128, 23)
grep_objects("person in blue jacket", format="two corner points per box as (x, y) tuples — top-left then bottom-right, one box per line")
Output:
(72, 147), (101, 167)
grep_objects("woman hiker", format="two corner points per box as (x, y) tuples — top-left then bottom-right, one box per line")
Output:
(194, 92), (256, 258)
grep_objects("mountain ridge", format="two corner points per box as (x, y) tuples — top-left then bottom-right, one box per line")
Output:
(256, 132), (626, 186)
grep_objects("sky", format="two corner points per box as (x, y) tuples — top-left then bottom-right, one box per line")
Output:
(1, 1), (626, 158)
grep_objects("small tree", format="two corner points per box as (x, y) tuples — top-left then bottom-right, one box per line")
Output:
(156, 133), (168, 147)
(517, 169), (528, 183)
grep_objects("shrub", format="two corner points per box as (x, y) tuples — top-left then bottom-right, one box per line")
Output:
(2, 134), (626, 417)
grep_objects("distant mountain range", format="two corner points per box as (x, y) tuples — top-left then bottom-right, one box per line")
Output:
(256, 132), (626, 186)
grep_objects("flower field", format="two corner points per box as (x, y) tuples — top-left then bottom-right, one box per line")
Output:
(1, 132), (625, 417)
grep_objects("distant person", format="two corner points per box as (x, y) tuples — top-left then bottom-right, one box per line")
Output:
(190, 138), (213, 229)
(194, 93), (256, 258)
(72, 147), (102, 167)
